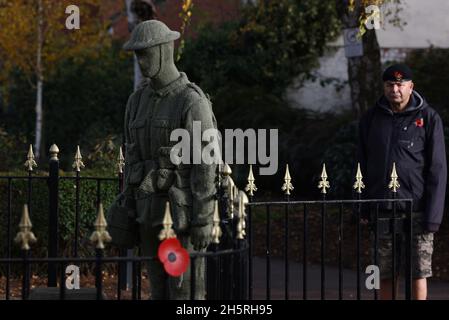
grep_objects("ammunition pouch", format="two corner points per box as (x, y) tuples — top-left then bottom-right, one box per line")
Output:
(168, 184), (193, 233)
(106, 194), (139, 249)
(157, 168), (175, 191)
(138, 167), (157, 194)
(157, 147), (176, 191)
(135, 147), (180, 193)
(125, 144), (193, 233)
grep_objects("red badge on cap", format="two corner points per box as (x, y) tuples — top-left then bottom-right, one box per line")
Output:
(393, 71), (403, 81)
(415, 118), (424, 127)
(158, 238), (190, 277)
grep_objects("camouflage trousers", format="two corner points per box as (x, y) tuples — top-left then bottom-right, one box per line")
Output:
(372, 212), (434, 280)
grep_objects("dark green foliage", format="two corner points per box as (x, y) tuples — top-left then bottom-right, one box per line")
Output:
(321, 119), (359, 198)
(406, 48), (449, 122)
(177, 1), (343, 198)
(179, 0), (340, 96)
(179, 21), (241, 96)
(278, 111), (358, 200)
(0, 127), (27, 172)
(1, 41), (133, 169)
(0, 170), (118, 275)
(237, 0), (340, 95)
(211, 84), (358, 199)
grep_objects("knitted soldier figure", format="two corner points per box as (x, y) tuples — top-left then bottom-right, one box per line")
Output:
(113, 20), (217, 299)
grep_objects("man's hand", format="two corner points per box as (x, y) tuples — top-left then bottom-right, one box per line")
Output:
(191, 224), (212, 251)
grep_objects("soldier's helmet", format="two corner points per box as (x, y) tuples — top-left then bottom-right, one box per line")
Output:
(123, 20), (180, 51)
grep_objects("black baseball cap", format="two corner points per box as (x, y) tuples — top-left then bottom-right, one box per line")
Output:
(382, 64), (413, 82)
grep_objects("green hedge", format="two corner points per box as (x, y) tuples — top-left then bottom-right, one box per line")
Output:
(0, 170), (119, 266)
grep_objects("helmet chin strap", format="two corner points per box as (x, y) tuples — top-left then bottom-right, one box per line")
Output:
(152, 45), (163, 79)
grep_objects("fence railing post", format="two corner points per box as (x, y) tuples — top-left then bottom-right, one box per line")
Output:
(245, 165), (256, 300)
(282, 164), (293, 300)
(48, 144), (60, 287)
(405, 200), (413, 300)
(14, 204), (36, 300)
(116, 146), (133, 293)
(318, 164), (330, 300)
(72, 145), (85, 257)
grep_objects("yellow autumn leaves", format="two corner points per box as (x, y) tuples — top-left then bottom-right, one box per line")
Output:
(176, 0), (194, 61)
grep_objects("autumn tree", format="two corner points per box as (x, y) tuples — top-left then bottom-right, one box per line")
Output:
(0, 0), (110, 158)
(337, 0), (404, 117)
(181, 0), (341, 98)
(238, 0), (341, 95)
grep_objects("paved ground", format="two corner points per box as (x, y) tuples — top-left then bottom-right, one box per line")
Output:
(252, 257), (449, 300)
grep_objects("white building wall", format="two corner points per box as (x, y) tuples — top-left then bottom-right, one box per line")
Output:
(286, 47), (351, 112)
(289, 0), (449, 113)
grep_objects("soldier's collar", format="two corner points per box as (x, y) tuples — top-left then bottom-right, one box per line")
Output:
(151, 72), (189, 97)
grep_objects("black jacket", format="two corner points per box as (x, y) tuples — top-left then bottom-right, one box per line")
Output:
(358, 91), (447, 232)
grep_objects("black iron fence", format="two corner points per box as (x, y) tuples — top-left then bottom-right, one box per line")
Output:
(245, 199), (413, 300)
(0, 145), (248, 300)
(244, 163), (413, 300)
(1, 145), (414, 300)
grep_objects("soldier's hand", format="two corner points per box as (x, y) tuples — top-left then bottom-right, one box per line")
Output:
(191, 224), (213, 251)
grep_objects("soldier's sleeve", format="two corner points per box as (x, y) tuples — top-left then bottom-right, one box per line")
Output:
(424, 112), (447, 232)
(183, 92), (218, 227)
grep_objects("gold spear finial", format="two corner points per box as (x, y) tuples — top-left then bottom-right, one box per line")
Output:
(318, 163), (330, 194)
(14, 204), (37, 250)
(72, 145), (85, 172)
(222, 163), (232, 176)
(49, 144), (59, 161)
(24, 144), (38, 172)
(281, 164), (294, 195)
(211, 200), (222, 244)
(117, 146), (125, 174)
(236, 191), (248, 240)
(89, 203), (112, 249)
(228, 179), (237, 219)
(158, 201), (176, 241)
(388, 162), (400, 193)
(245, 165), (257, 196)
(353, 163), (365, 194)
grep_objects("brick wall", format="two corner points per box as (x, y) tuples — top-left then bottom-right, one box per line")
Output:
(157, 0), (241, 36)
(106, 0), (241, 40)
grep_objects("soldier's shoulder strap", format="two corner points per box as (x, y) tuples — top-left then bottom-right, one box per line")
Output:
(170, 81), (211, 126)
(185, 82), (213, 110)
(184, 82), (216, 129)
(186, 82), (205, 97)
